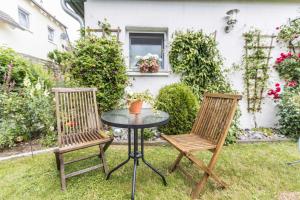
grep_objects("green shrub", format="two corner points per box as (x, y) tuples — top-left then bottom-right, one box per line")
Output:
(155, 83), (199, 135)
(69, 33), (128, 112)
(0, 77), (55, 149)
(0, 46), (54, 89)
(47, 49), (72, 74)
(143, 128), (155, 140)
(278, 86), (300, 138)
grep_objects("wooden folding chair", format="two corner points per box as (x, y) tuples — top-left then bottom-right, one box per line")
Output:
(161, 93), (242, 199)
(52, 88), (113, 191)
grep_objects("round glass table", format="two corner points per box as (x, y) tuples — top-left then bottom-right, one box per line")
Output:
(101, 108), (169, 200)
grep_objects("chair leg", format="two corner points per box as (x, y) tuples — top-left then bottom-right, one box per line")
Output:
(191, 173), (210, 199)
(186, 152), (227, 199)
(169, 152), (184, 173)
(99, 145), (109, 175)
(58, 153), (66, 191)
(55, 151), (60, 171)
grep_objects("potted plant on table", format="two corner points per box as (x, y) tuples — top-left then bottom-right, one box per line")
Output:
(125, 88), (154, 114)
(136, 53), (161, 73)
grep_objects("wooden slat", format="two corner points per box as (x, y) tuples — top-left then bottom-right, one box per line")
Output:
(52, 88), (97, 93)
(161, 134), (216, 153)
(204, 93), (242, 100)
(58, 137), (112, 153)
(52, 87), (113, 150)
(65, 164), (103, 179)
(64, 153), (100, 165)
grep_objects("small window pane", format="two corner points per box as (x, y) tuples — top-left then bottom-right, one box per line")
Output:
(48, 27), (54, 41)
(18, 8), (29, 29)
(129, 33), (164, 70)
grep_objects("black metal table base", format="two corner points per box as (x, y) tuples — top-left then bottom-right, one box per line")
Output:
(106, 128), (167, 200)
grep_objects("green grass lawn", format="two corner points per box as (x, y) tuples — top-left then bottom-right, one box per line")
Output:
(0, 142), (299, 200)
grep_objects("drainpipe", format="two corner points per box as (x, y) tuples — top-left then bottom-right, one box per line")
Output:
(60, 0), (84, 28)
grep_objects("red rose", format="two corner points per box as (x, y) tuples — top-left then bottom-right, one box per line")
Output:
(275, 87), (281, 92)
(274, 93), (280, 99)
(275, 83), (280, 87)
(287, 80), (298, 87)
(267, 90), (273, 95)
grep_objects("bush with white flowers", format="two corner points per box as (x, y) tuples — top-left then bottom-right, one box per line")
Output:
(0, 77), (55, 149)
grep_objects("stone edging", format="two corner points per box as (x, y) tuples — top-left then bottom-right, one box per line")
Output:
(237, 138), (292, 144)
(0, 147), (57, 162)
(0, 138), (293, 162)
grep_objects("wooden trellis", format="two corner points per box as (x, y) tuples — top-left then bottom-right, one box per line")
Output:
(243, 32), (275, 113)
(86, 27), (121, 41)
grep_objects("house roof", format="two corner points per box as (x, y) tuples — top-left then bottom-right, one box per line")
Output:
(65, 0), (300, 20)
(0, 9), (25, 30)
(30, 0), (67, 29)
(65, 0), (85, 19)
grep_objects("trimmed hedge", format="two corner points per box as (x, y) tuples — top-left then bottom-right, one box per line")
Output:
(155, 83), (199, 135)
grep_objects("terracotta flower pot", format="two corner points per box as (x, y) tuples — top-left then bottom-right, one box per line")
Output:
(129, 100), (143, 114)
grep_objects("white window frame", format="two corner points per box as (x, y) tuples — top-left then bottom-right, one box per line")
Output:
(18, 7), (30, 29)
(126, 27), (169, 75)
(48, 26), (55, 42)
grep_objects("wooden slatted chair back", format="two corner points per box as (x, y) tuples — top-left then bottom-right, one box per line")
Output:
(191, 93), (242, 146)
(52, 88), (102, 147)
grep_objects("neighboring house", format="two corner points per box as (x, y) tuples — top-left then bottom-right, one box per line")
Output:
(0, 0), (70, 61)
(62, 0), (299, 129)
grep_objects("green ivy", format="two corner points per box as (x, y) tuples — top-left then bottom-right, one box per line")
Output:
(277, 18), (300, 47)
(169, 30), (241, 143)
(169, 30), (225, 97)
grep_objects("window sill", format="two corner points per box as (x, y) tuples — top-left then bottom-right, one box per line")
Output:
(127, 71), (170, 77)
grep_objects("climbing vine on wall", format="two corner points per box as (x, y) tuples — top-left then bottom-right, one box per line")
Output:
(169, 30), (241, 144)
(243, 29), (275, 114)
(277, 18), (300, 53)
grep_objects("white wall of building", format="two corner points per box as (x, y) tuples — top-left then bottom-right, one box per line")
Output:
(84, 0), (299, 129)
(0, 0), (68, 60)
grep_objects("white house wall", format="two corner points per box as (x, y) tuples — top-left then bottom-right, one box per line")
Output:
(84, 0), (299, 129)
(0, 0), (67, 60)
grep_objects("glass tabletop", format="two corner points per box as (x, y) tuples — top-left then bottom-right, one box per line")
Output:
(101, 108), (169, 128)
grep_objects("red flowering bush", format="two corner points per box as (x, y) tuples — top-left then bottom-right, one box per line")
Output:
(268, 83), (281, 100)
(274, 52), (300, 81)
(286, 80), (298, 87)
(275, 52), (293, 64)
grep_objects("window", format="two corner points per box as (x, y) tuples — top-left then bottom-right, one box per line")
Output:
(18, 8), (29, 29)
(129, 33), (164, 70)
(48, 26), (54, 42)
